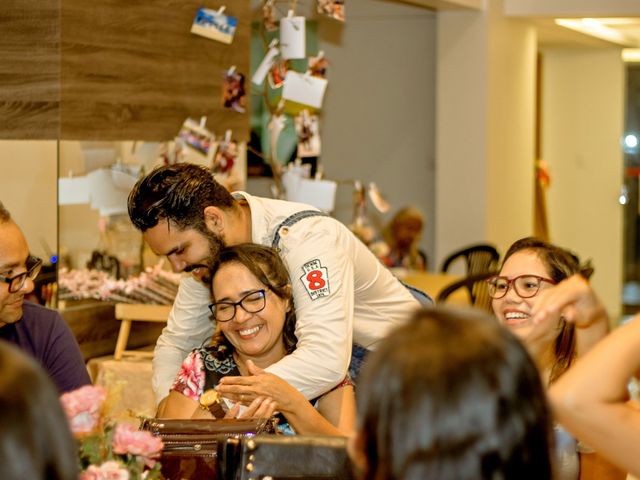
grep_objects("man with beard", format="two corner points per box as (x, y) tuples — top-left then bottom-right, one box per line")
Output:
(0, 201), (90, 393)
(128, 163), (428, 405)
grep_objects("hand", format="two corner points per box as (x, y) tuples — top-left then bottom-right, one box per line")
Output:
(216, 360), (301, 413)
(531, 274), (607, 328)
(223, 396), (276, 420)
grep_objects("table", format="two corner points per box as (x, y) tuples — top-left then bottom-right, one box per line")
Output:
(401, 272), (469, 305)
(88, 354), (157, 422)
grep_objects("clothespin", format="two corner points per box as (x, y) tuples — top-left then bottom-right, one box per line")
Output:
(199, 116), (207, 129)
(227, 65), (236, 75)
(224, 129), (232, 143)
(317, 50), (325, 59)
(217, 5), (226, 15)
(268, 38), (279, 49)
(287, 9), (294, 18)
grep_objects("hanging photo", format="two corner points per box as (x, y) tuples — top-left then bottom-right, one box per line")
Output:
(213, 131), (238, 175)
(307, 53), (329, 78)
(191, 7), (238, 44)
(317, 0), (345, 22)
(213, 132), (246, 192)
(222, 68), (247, 113)
(262, 0), (278, 32)
(177, 118), (215, 157)
(268, 58), (288, 89)
(280, 14), (306, 59)
(295, 111), (321, 157)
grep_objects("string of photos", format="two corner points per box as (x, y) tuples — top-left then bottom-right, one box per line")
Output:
(168, 0), (344, 201)
(251, 0), (344, 200)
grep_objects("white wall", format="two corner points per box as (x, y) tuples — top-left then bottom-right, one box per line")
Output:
(319, 0), (437, 264)
(542, 48), (624, 317)
(486, 12), (537, 252)
(0, 141), (57, 261)
(436, 0), (537, 267)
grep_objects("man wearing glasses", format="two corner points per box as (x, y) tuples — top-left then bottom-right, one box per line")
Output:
(0, 201), (89, 393)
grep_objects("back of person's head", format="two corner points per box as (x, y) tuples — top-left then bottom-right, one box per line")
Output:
(501, 236), (593, 382)
(354, 307), (553, 480)
(209, 243), (297, 354)
(502, 237), (593, 283)
(0, 341), (78, 480)
(127, 163), (235, 232)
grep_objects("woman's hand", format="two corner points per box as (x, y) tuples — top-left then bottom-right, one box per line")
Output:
(531, 274), (608, 328)
(224, 396), (276, 420)
(216, 360), (302, 412)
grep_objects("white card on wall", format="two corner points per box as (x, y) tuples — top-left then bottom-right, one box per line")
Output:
(279, 16), (305, 59)
(282, 71), (328, 109)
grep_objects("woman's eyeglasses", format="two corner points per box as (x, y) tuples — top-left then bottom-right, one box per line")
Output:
(0, 255), (43, 293)
(209, 289), (267, 322)
(486, 274), (556, 299)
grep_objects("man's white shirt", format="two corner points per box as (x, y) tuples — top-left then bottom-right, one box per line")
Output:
(152, 192), (420, 404)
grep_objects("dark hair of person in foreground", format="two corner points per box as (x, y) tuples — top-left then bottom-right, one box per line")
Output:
(0, 341), (78, 480)
(353, 307), (554, 480)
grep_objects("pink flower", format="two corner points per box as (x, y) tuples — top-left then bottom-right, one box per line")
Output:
(80, 461), (130, 480)
(60, 385), (107, 435)
(171, 351), (205, 401)
(112, 423), (164, 467)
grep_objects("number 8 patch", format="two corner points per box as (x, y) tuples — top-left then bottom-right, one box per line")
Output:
(300, 259), (331, 300)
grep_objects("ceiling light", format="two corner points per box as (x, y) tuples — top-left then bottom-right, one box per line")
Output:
(555, 18), (637, 47)
(623, 49), (640, 62)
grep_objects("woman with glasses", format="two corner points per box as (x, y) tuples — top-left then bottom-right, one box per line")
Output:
(488, 237), (623, 480)
(157, 243), (355, 436)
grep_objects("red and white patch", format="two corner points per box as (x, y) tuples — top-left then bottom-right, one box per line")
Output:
(299, 259), (331, 300)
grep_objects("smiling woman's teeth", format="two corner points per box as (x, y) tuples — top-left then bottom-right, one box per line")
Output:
(505, 312), (529, 320)
(239, 326), (261, 336)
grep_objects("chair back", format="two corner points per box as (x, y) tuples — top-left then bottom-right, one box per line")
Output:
(436, 271), (497, 313)
(440, 244), (500, 276)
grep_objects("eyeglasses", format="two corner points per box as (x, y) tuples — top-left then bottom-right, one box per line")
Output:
(0, 255), (43, 293)
(209, 289), (267, 322)
(486, 274), (556, 299)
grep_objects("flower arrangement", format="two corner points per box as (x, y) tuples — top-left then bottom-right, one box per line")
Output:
(60, 385), (164, 480)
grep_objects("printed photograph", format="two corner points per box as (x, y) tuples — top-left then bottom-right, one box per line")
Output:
(317, 0), (345, 22)
(191, 7), (238, 44)
(222, 69), (247, 113)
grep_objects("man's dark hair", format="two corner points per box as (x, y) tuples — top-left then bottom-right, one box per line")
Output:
(0, 201), (11, 223)
(127, 163), (235, 232)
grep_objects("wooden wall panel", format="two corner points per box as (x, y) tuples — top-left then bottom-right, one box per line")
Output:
(60, 0), (250, 141)
(0, 0), (60, 139)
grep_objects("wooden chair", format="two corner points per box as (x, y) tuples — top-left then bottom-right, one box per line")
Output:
(440, 244), (500, 276)
(113, 303), (171, 360)
(436, 271), (498, 313)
